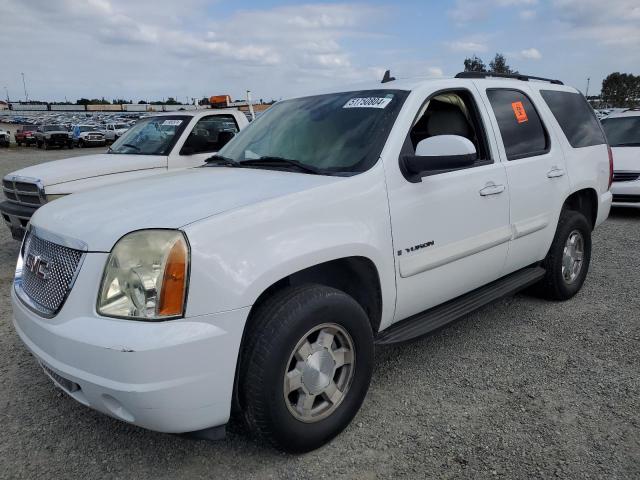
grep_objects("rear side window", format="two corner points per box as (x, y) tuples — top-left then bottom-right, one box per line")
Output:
(540, 90), (606, 148)
(487, 89), (548, 160)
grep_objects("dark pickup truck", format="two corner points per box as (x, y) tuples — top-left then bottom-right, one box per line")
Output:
(35, 125), (73, 149)
(15, 125), (38, 146)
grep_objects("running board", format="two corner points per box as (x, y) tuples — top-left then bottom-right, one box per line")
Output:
(376, 266), (545, 345)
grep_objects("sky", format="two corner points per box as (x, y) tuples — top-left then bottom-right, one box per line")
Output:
(1, 0), (639, 103)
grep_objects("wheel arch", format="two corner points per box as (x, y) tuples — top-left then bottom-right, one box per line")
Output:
(231, 255), (383, 413)
(562, 187), (598, 230)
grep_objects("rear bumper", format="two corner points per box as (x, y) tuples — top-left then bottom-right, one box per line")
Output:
(12, 284), (250, 433)
(0, 200), (38, 239)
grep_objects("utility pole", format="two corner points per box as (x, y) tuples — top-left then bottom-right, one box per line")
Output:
(246, 90), (255, 121)
(21, 72), (28, 102)
(3, 86), (9, 103)
(585, 77), (590, 98)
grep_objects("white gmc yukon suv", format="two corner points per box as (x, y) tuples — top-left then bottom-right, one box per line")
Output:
(1, 110), (248, 239)
(12, 73), (612, 452)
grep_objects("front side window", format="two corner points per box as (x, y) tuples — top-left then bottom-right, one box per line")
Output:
(181, 115), (239, 155)
(406, 89), (491, 165)
(219, 89), (409, 175)
(601, 117), (640, 147)
(109, 115), (190, 155)
(487, 89), (548, 160)
(540, 90), (605, 148)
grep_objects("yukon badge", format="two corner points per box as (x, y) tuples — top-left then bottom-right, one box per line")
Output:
(397, 241), (435, 256)
(25, 253), (51, 280)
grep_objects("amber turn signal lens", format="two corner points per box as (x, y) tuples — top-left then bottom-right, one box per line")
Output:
(158, 237), (188, 316)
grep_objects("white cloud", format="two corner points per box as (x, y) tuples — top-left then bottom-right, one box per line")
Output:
(520, 48), (542, 59)
(549, 0), (640, 48)
(428, 67), (444, 77)
(446, 41), (488, 53)
(0, 1), (388, 100)
(449, 0), (537, 24)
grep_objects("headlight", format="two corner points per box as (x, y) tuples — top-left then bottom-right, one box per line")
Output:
(97, 230), (189, 320)
(46, 193), (68, 202)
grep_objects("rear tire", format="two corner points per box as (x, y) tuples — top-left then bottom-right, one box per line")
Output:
(534, 209), (591, 300)
(241, 284), (374, 453)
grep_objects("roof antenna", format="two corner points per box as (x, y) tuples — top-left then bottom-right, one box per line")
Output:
(381, 69), (395, 84)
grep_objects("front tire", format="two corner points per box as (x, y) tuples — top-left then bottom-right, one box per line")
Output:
(535, 209), (592, 300)
(241, 284), (374, 453)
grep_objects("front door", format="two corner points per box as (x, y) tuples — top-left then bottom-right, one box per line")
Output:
(385, 87), (511, 323)
(170, 114), (241, 169)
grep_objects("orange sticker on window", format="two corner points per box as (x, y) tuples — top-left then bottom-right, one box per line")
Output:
(511, 101), (528, 123)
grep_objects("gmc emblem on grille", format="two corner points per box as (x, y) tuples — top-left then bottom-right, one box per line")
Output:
(25, 253), (51, 280)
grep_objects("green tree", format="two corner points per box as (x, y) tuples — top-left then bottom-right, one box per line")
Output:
(489, 53), (517, 75)
(463, 55), (487, 72)
(601, 72), (640, 108)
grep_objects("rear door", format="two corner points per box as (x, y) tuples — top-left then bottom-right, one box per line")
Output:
(476, 83), (571, 273)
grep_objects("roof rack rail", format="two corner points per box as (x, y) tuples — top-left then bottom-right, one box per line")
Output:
(455, 71), (564, 85)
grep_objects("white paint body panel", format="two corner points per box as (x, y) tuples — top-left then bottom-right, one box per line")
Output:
(13, 77), (612, 433)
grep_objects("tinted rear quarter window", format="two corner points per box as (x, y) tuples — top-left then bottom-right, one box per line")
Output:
(486, 89), (548, 160)
(540, 90), (605, 148)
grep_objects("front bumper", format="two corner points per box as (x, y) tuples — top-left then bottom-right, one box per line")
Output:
(44, 136), (72, 146)
(11, 256), (250, 433)
(0, 200), (38, 240)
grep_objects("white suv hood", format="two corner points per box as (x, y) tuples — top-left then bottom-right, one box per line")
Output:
(30, 167), (340, 251)
(8, 154), (166, 186)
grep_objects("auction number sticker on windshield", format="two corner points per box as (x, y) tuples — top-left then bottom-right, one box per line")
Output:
(343, 97), (392, 109)
(162, 120), (183, 126)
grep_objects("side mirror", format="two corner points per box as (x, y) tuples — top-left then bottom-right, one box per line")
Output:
(401, 135), (477, 182)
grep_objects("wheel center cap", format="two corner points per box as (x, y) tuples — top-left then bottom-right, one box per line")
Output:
(301, 350), (335, 395)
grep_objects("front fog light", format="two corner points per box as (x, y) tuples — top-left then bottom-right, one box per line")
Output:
(97, 230), (189, 320)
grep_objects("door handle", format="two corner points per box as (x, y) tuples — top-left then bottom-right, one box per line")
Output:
(479, 184), (505, 196)
(547, 167), (565, 178)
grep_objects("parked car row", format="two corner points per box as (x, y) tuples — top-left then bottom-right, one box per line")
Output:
(2, 73), (637, 453)
(1, 109), (248, 238)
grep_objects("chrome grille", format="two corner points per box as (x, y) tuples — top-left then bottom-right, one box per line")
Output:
(3, 176), (45, 207)
(17, 231), (84, 316)
(612, 171), (640, 183)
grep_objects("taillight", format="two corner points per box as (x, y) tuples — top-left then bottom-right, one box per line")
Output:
(607, 145), (614, 189)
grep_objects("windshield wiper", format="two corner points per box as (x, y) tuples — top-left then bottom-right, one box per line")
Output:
(204, 154), (242, 167)
(240, 156), (325, 175)
(612, 142), (640, 147)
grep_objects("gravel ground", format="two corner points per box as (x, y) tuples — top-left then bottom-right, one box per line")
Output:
(0, 145), (638, 479)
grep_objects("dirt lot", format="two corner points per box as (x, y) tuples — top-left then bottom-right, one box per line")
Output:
(0, 145), (638, 479)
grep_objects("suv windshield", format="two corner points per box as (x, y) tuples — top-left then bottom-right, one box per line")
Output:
(42, 125), (64, 131)
(109, 115), (190, 155)
(114, 124), (128, 129)
(218, 89), (409, 174)
(78, 126), (97, 133)
(601, 116), (640, 147)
